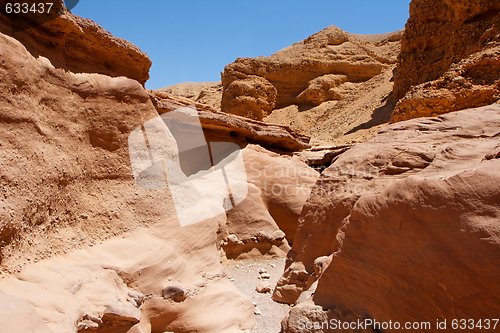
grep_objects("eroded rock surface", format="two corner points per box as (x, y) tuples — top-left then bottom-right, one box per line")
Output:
(150, 91), (311, 152)
(0, 9), (317, 331)
(277, 105), (500, 331)
(156, 81), (223, 110)
(220, 145), (319, 259)
(221, 26), (402, 145)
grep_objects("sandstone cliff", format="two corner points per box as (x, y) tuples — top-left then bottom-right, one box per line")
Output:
(391, 0), (500, 121)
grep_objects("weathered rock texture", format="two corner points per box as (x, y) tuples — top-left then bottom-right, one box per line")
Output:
(0, 7), (317, 331)
(150, 91), (310, 152)
(148, 92), (319, 258)
(221, 26), (402, 145)
(0, 0), (151, 85)
(220, 145), (318, 259)
(392, 0), (500, 121)
(157, 81), (223, 110)
(277, 105), (500, 332)
(0, 3), (319, 333)
(0, 27), (257, 332)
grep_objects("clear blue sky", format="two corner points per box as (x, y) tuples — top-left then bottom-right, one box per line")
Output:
(72, 1), (410, 89)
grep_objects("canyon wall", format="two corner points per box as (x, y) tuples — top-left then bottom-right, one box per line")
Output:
(0, 5), (315, 332)
(276, 2), (500, 331)
(391, 0), (499, 121)
(0, 0), (151, 85)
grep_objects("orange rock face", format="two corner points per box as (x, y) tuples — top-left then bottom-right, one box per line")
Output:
(147, 92), (319, 259)
(278, 105), (500, 331)
(221, 145), (319, 259)
(391, 0), (500, 121)
(0, 31), (161, 264)
(0, 0), (151, 85)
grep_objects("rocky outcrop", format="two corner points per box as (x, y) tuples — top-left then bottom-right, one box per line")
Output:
(221, 26), (402, 145)
(157, 81), (223, 110)
(391, 0), (500, 121)
(276, 105), (500, 331)
(0, 16), (260, 333)
(0, 30), (161, 266)
(148, 91), (318, 258)
(150, 91), (311, 152)
(0, 0), (151, 85)
(0, 8), (318, 331)
(222, 26), (400, 118)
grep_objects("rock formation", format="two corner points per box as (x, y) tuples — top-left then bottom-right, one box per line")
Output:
(0, 0), (151, 85)
(391, 0), (500, 121)
(274, 1), (500, 331)
(277, 105), (500, 331)
(221, 26), (403, 145)
(150, 91), (311, 152)
(148, 92), (319, 258)
(156, 82), (223, 110)
(1, 0), (499, 332)
(0, 5), (316, 332)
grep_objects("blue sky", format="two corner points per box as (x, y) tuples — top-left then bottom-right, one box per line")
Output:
(72, 1), (410, 89)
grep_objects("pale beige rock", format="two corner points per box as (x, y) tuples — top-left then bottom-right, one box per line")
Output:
(0, 27), (255, 333)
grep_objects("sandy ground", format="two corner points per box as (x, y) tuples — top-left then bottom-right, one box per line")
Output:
(224, 258), (290, 333)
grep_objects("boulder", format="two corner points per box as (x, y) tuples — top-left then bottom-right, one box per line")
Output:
(0, 19), (255, 333)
